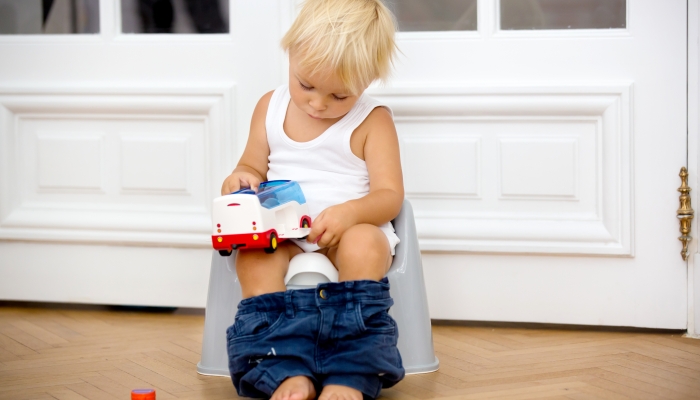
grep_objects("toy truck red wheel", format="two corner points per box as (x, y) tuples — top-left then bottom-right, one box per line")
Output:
(264, 232), (278, 254)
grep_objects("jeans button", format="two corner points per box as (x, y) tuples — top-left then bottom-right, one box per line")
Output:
(319, 289), (327, 299)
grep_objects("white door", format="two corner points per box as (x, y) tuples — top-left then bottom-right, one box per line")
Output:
(0, 1), (293, 307)
(370, 0), (687, 329)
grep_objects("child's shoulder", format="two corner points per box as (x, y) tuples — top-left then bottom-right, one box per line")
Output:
(357, 104), (395, 134)
(350, 104), (397, 160)
(251, 90), (276, 122)
(256, 90), (276, 110)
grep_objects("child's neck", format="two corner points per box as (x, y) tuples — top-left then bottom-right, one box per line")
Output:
(283, 100), (347, 143)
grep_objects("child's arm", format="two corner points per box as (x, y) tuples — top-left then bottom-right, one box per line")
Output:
(308, 107), (404, 248)
(221, 91), (273, 195)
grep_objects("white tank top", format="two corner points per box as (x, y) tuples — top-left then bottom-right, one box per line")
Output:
(266, 84), (391, 220)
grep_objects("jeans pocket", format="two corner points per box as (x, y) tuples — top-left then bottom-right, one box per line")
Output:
(355, 302), (397, 335)
(227, 311), (284, 342)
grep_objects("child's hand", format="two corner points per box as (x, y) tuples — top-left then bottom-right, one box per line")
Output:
(307, 203), (358, 249)
(221, 171), (261, 195)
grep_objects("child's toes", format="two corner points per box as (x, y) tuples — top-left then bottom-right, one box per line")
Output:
(272, 375), (316, 400)
(318, 384), (362, 400)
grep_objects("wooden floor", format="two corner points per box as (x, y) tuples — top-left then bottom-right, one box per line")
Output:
(1, 303), (699, 400)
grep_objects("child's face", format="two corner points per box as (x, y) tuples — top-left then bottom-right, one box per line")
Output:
(288, 52), (363, 121)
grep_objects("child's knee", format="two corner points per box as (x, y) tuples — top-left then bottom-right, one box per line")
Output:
(338, 224), (390, 257)
(333, 225), (392, 279)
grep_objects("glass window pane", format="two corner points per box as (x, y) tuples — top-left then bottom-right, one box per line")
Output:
(121, 0), (228, 34)
(0, 0), (99, 34)
(384, 0), (477, 32)
(500, 0), (626, 30)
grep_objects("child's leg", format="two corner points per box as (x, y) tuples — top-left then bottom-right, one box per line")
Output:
(311, 278), (404, 400)
(320, 226), (404, 399)
(326, 223), (392, 282)
(235, 241), (303, 298)
(231, 241), (317, 399)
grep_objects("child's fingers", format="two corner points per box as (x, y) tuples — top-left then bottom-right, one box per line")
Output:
(307, 218), (326, 245)
(316, 231), (334, 248)
(307, 226), (324, 245)
(221, 179), (236, 195)
(241, 175), (261, 192)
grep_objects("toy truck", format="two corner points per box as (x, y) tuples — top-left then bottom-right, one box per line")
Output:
(212, 180), (312, 255)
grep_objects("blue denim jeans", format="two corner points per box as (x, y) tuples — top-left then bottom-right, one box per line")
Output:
(226, 278), (405, 399)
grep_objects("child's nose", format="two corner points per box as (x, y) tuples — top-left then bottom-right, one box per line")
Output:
(309, 97), (326, 111)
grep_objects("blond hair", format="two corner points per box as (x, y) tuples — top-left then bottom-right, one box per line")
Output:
(281, 0), (397, 95)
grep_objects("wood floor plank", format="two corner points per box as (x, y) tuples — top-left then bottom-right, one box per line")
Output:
(438, 381), (589, 400)
(0, 386), (68, 400)
(586, 377), (667, 400)
(433, 334), (502, 358)
(641, 335), (700, 356)
(0, 345), (20, 362)
(47, 387), (92, 400)
(587, 369), (682, 400)
(468, 355), (621, 376)
(63, 382), (121, 400)
(432, 351), (484, 373)
(143, 349), (201, 374)
(159, 341), (203, 365)
(128, 354), (206, 386)
(79, 374), (134, 398)
(0, 375), (97, 394)
(598, 364), (700, 398)
(0, 325), (54, 351)
(489, 339), (635, 359)
(378, 387), (422, 400)
(454, 368), (603, 390)
(0, 332), (38, 357)
(0, 361), (115, 383)
(172, 386), (243, 400)
(0, 390), (58, 400)
(10, 320), (70, 346)
(570, 384), (633, 400)
(26, 318), (83, 341)
(169, 337), (204, 354)
(401, 373), (457, 394)
(434, 327), (513, 352)
(627, 340), (700, 370)
(488, 345), (632, 365)
(608, 357), (700, 390)
(113, 360), (194, 394)
(615, 352), (700, 381)
(433, 342), (497, 366)
(97, 369), (179, 399)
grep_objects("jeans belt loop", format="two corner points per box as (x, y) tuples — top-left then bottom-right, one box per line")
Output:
(284, 291), (295, 318)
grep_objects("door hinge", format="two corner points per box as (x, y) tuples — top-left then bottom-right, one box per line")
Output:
(678, 167), (694, 260)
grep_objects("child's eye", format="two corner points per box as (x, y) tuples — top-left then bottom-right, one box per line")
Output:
(333, 94), (347, 101)
(299, 81), (312, 91)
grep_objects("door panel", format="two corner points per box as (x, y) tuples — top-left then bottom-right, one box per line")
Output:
(369, 0), (687, 328)
(0, 1), (292, 307)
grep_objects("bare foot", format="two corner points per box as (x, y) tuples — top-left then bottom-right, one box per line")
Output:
(271, 375), (316, 400)
(318, 384), (363, 400)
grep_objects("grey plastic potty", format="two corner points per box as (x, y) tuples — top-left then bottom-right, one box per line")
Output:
(197, 199), (439, 376)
